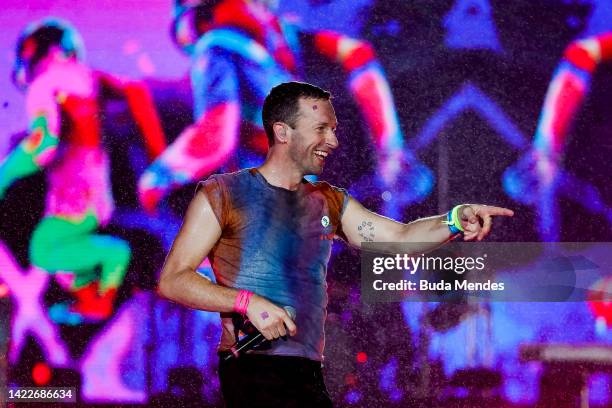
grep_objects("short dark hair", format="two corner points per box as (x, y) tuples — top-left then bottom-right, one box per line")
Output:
(262, 81), (331, 146)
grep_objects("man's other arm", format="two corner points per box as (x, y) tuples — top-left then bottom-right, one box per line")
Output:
(157, 189), (233, 310)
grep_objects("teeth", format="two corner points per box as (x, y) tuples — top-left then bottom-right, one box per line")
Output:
(314, 151), (328, 158)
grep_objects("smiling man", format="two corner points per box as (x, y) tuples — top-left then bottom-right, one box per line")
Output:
(157, 81), (513, 407)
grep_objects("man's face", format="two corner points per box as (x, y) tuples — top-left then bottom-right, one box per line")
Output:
(287, 97), (339, 176)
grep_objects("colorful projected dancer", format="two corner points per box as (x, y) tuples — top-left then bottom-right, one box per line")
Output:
(503, 32), (612, 240)
(138, 0), (433, 218)
(0, 18), (166, 324)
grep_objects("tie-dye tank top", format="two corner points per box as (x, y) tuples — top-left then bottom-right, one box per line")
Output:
(198, 168), (348, 361)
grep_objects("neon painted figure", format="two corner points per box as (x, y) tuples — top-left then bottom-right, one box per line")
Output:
(138, 0), (433, 218)
(503, 31), (612, 238)
(504, 31), (612, 197)
(0, 18), (167, 324)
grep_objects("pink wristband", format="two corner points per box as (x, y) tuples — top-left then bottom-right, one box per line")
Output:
(234, 290), (253, 315)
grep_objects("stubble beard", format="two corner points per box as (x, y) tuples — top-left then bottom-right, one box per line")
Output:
(288, 141), (321, 176)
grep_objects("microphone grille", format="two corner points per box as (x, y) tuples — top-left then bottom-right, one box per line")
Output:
(284, 305), (297, 320)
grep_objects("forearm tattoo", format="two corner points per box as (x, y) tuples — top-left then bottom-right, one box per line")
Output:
(357, 221), (375, 242)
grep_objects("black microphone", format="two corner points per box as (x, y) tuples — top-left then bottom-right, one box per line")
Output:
(225, 306), (296, 361)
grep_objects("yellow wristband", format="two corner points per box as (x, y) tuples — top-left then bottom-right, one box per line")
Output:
(443, 205), (465, 234)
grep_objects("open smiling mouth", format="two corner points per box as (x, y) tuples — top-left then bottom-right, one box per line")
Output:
(314, 150), (328, 161)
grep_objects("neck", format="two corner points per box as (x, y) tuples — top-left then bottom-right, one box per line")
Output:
(257, 150), (304, 191)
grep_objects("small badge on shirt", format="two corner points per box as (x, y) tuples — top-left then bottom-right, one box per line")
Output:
(320, 215), (334, 240)
(321, 215), (330, 227)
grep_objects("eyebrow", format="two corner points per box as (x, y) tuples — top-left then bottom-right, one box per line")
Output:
(314, 121), (338, 127)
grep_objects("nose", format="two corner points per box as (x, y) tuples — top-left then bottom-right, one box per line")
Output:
(326, 129), (339, 150)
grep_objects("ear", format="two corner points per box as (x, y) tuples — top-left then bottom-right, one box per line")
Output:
(273, 122), (288, 144)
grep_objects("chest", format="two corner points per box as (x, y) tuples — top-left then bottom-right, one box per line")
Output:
(226, 189), (337, 244)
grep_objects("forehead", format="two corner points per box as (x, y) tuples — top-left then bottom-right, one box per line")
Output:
(296, 97), (336, 125)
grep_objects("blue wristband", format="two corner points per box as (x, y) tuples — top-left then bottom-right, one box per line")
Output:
(447, 210), (461, 234)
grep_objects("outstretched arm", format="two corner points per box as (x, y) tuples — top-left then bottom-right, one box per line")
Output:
(340, 196), (514, 252)
(533, 32), (612, 161)
(97, 72), (167, 159)
(138, 50), (240, 213)
(0, 79), (60, 198)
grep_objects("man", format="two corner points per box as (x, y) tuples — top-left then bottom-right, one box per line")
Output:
(138, 0), (433, 218)
(158, 82), (513, 407)
(0, 18), (166, 324)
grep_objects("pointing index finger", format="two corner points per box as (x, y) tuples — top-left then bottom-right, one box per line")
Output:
(480, 206), (514, 217)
